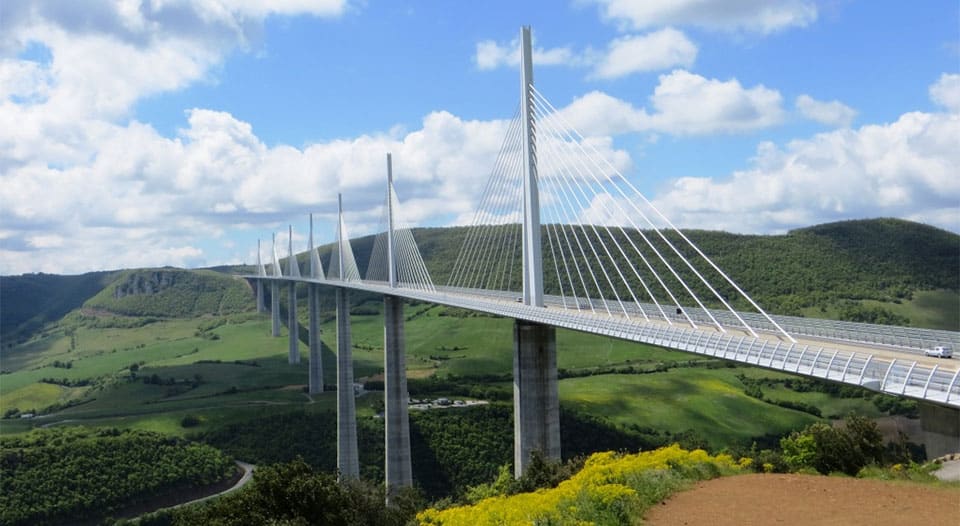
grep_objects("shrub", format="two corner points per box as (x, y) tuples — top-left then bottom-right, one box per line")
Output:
(779, 415), (883, 475)
(417, 445), (741, 525)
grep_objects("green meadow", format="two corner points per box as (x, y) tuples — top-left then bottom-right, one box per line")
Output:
(2, 294), (891, 454)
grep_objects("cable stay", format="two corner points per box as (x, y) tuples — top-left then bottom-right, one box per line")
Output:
(328, 201), (362, 282)
(444, 82), (794, 344)
(530, 85), (795, 343)
(365, 171), (436, 291)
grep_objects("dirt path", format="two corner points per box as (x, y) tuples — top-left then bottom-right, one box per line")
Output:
(643, 473), (959, 526)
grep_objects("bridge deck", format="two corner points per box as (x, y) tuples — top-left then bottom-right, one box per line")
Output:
(247, 275), (960, 408)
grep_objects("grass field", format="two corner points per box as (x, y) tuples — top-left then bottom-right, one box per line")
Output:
(862, 290), (959, 331)
(559, 369), (821, 448)
(800, 289), (959, 331)
(0, 297), (893, 451)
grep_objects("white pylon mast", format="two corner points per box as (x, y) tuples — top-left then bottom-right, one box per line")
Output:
(520, 25), (543, 307)
(387, 153), (397, 289)
(338, 193), (345, 280)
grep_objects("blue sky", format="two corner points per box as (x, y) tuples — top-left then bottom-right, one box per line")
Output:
(1, 1), (957, 274)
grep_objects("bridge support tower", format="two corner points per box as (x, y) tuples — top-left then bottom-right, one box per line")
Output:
(514, 320), (560, 476)
(384, 295), (412, 494)
(382, 153), (413, 495)
(308, 284), (323, 394)
(255, 280), (265, 313)
(270, 282), (280, 337)
(288, 282), (299, 364)
(336, 293), (359, 477)
(512, 26), (561, 476)
(919, 401), (960, 459)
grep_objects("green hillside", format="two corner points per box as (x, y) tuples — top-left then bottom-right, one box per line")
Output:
(0, 271), (118, 345)
(83, 268), (254, 318)
(297, 218), (958, 328)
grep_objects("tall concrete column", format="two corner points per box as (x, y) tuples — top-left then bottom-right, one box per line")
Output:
(255, 280), (265, 313)
(384, 295), (412, 493)
(513, 319), (560, 477)
(308, 283), (323, 394)
(919, 402), (960, 459)
(270, 282), (280, 337)
(288, 282), (299, 364)
(336, 287), (359, 479)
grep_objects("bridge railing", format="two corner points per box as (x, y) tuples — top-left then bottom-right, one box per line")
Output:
(655, 304), (959, 352)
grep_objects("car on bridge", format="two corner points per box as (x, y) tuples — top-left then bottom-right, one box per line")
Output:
(924, 346), (953, 359)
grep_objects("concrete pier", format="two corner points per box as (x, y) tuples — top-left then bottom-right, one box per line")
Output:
(270, 282), (280, 337)
(513, 319), (560, 477)
(920, 402), (960, 458)
(256, 280), (265, 313)
(308, 284), (323, 394)
(384, 295), (412, 493)
(336, 287), (359, 479)
(288, 283), (299, 364)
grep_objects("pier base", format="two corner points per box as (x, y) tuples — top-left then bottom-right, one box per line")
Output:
(919, 402), (960, 458)
(288, 282), (299, 364)
(308, 284), (323, 394)
(513, 319), (560, 477)
(384, 295), (412, 495)
(336, 287), (359, 480)
(255, 280), (265, 313)
(270, 282), (280, 337)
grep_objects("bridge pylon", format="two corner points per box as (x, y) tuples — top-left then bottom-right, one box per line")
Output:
(287, 225), (300, 364)
(308, 214), (323, 394)
(255, 239), (266, 313)
(335, 194), (360, 480)
(383, 154), (413, 495)
(270, 232), (281, 337)
(514, 25), (560, 476)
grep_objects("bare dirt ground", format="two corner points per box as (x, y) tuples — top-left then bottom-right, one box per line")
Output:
(643, 473), (959, 526)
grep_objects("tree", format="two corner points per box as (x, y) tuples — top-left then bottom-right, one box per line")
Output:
(779, 415), (884, 475)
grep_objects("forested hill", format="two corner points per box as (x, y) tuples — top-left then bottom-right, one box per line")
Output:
(1, 269), (254, 345)
(791, 218), (958, 291)
(0, 271), (118, 344)
(1, 218), (957, 344)
(405, 218), (957, 318)
(83, 268), (254, 318)
(670, 218), (958, 315)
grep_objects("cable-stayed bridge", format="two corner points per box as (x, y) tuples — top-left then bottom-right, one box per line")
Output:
(244, 27), (959, 494)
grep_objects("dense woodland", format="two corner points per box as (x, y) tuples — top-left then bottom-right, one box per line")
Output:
(0, 427), (235, 525)
(0, 270), (117, 344)
(197, 403), (738, 501)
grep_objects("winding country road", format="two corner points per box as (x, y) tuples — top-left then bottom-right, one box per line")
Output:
(161, 460), (255, 512)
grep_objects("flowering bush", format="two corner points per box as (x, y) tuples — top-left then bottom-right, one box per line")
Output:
(417, 445), (741, 525)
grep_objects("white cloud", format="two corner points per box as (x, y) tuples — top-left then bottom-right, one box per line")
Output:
(1, 102), (637, 274)
(558, 70), (784, 136)
(476, 28), (696, 79)
(651, 108), (960, 234)
(475, 38), (579, 70)
(591, 28), (697, 79)
(589, 0), (817, 34)
(646, 70), (784, 134)
(795, 94), (856, 127)
(929, 73), (960, 112)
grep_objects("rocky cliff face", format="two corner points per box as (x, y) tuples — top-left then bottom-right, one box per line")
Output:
(113, 271), (178, 298)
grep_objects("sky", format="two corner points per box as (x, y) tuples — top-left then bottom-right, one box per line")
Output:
(0, 0), (957, 276)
